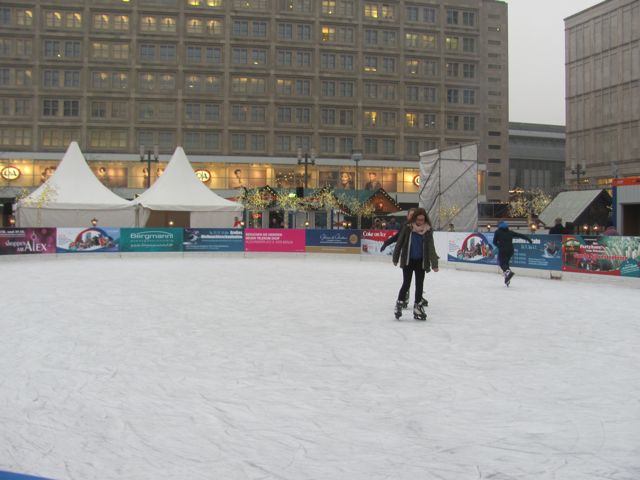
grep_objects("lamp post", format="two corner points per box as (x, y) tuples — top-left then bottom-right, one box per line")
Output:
(297, 147), (316, 191)
(351, 149), (362, 194)
(139, 144), (159, 189)
(571, 164), (586, 189)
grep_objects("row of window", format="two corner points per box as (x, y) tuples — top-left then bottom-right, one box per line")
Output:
(0, 4), (479, 29)
(4, 33), (477, 62)
(0, 41), (480, 73)
(1, 68), (480, 103)
(0, 126), (452, 157)
(3, 97), (478, 130)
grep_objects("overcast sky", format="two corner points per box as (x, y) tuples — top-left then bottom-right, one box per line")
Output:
(508, 0), (604, 126)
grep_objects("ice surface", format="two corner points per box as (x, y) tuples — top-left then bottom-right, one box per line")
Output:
(1, 255), (639, 480)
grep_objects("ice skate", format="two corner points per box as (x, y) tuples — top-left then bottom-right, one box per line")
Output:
(413, 302), (427, 321)
(504, 269), (515, 286)
(394, 300), (403, 320)
(402, 290), (410, 309)
(419, 297), (429, 308)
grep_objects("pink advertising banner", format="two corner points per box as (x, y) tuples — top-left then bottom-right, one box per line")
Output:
(0, 228), (57, 255)
(244, 229), (306, 253)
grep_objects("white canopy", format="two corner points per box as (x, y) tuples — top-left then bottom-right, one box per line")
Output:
(133, 146), (243, 228)
(16, 142), (136, 227)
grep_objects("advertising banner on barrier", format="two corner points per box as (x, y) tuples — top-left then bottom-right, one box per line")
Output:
(361, 229), (397, 256)
(562, 235), (640, 277)
(305, 229), (361, 254)
(244, 228), (306, 252)
(120, 228), (183, 252)
(183, 228), (244, 252)
(0, 228), (57, 255)
(511, 234), (562, 270)
(447, 232), (497, 265)
(57, 227), (120, 253)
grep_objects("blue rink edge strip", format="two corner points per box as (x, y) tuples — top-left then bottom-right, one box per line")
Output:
(0, 472), (53, 480)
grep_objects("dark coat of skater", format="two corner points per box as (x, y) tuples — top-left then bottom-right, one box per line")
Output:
(391, 208), (439, 320)
(492, 221), (532, 286)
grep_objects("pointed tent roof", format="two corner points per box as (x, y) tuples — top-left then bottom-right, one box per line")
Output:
(133, 146), (243, 211)
(19, 141), (132, 209)
(539, 189), (611, 226)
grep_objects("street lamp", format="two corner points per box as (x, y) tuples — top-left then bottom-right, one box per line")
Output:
(139, 144), (159, 189)
(297, 147), (316, 191)
(351, 149), (362, 194)
(571, 164), (586, 188)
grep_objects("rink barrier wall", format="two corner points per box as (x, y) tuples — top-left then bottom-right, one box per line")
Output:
(1, 228), (639, 285)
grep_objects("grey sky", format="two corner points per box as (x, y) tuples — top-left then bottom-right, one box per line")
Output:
(508, 0), (603, 126)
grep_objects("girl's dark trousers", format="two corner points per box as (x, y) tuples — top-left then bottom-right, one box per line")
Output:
(398, 258), (425, 304)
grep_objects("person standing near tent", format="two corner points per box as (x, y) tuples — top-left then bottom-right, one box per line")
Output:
(392, 208), (439, 320)
(492, 221), (533, 286)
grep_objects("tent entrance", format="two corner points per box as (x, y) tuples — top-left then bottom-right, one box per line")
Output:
(145, 210), (190, 228)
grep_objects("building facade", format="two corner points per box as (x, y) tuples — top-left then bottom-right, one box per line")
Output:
(0, 0), (509, 221)
(509, 122), (565, 194)
(565, 0), (640, 188)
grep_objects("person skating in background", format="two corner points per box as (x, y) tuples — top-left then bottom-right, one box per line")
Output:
(492, 221), (533, 286)
(392, 208), (439, 320)
(548, 217), (568, 234)
(602, 220), (620, 236)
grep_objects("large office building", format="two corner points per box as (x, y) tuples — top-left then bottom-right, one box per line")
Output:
(565, 0), (640, 188)
(0, 0), (509, 223)
(509, 122), (565, 194)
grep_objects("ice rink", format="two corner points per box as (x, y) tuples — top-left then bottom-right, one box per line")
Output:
(1, 255), (639, 480)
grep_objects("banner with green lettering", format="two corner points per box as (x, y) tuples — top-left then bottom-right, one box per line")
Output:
(120, 228), (183, 252)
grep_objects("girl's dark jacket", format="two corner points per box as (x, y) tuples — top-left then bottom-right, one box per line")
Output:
(392, 225), (439, 271)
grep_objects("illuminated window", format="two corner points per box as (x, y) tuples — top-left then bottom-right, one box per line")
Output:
(93, 14), (110, 29)
(322, 0), (336, 14)
(16, 9), (33, 26)
(113, 15), (129, 31)
(364, 111), (378, 127)
(446, 36), (459, 50)
(405, 113), (418, 128)
(321, 26), (335, 42)
(45, 11), (63, 27)
(159, 17), (176, 33)
(141, 16), (157, 31)
(406, 59), (418, 75)
(364, 4), (378, 18)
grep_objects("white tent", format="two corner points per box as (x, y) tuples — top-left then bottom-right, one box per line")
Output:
(16, 142), (136, 227)
(133, 146), (243, 228)
(419, 143), (479, 231)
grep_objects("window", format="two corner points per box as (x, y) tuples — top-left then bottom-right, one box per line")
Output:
(91, 101), (107, 119)
(64, 71), (80, 88)
(277, 50), (293, 66)
(405, 113), (418, 128)
(233, 20), (248, 37)
(446, 36), (459, 51)
(463, 89), (475, 105)
(63, 100), (79, 117)
(463, 11), (476, 27)
(447, 89), (459, 104)
(278, 23), (293, 40)
(463, 116), (476, 131)
(322, 1), (336, 15)
(321, 81), (335, 97)
(447, 115), (459, 130)
(43, 70), (60, 87)
(463, 37), (475, 53)
(446, 10), (459, 25)
(42, 99), (58, 116)
(463, 63), (476, 79)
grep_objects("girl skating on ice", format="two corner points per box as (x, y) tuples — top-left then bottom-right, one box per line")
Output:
(391, 208), (439, 320)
